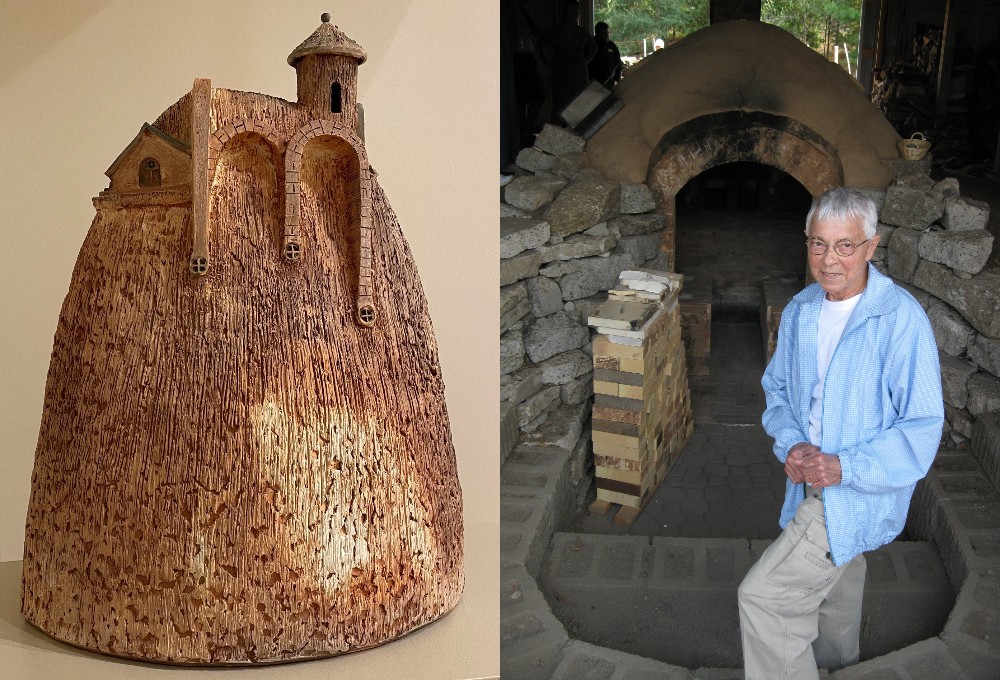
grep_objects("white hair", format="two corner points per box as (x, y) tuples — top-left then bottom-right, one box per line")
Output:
(805, 187), (878, 240)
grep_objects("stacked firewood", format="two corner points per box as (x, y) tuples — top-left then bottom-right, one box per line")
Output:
(872, 26), (999, 176)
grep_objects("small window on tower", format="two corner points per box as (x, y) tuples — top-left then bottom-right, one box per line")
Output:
(139, 157), (161, 188)
(331, 82), (342, 114)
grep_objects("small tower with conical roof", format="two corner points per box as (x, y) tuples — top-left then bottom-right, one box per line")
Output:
(288, 13), (366, 129)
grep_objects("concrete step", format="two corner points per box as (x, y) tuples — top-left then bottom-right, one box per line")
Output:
(541, 533), (954, 670)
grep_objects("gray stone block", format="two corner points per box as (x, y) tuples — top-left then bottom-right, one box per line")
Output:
(943, 195), (990, 232)
(561, 373), (594, 404)
(610, 212), (666, 236)
(889, 155), (933, 180)
(553, 151), (586, 179)
(918, 229), (994, 275)
(516, 146), (556, 174)
(505, 175), (567, 212)
(881, 184), (944, 230)
(501, 365), (544, 405)
(501, 400), (519, 465)
(539, 233), (617, 262)
(968, 334), (1000, 379)
(501, 249), (543, 286)
(876, 221), (897, 244)
(501, 441), (575, 576)
(897, 282), (932, 310)
(971, 413), (1000, 494)
(945, 404), (975, 439)
(887, 228), (922, 283)
(934, 177), (962, 199)
(527, 275), (564, 318)
(940, 352), (978, 410)
(568, 433), (592, 489)
(538, 348), (592, 385)
(544, 169), (620, 239)
(501, 202), (532, 218)
(502, 217), (551, 259)
(550, 642), (617, 680)
(615, 232), (663, 264)
(552, 253), (637, 301)
(619, 182), (657, 214)
(524, 311), (590, 363)
(518, 385), (562, 429)
(534, 123), (586, 156)
(501, 282), (531, 333)
(859, 188), (887, 213)
(968, 371), (1000, 416)
(500, 564), (569, 680)
(913, 263), (1000, 339)
(941, 571), (1000, 680)
(550, 640), (691, 680)
(502, 326), (526, 375)
(928, 300), (976, 356)
(521, 401), (590, 451)
(835, 638), (967, 680)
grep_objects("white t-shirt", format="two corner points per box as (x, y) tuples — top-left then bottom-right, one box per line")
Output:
(808, 293), (862, 445)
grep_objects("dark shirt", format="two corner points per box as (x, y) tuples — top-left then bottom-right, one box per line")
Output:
(589, 38), (623, 87)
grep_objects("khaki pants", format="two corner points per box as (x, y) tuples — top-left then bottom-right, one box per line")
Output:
(737, 490), (867, 680)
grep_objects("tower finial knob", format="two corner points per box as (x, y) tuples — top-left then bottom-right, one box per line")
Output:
(321, 13), (331, 23)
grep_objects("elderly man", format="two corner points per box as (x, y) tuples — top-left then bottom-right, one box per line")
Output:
(738, 187), (943, 679)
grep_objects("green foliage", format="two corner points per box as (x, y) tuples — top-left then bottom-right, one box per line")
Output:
(762, 0), (861, 57)
(595, 0), (860, 62)
(594, 0), (709, 55)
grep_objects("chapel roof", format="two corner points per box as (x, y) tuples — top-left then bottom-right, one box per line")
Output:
(287, 14), (367, 67)
(105, 123), (190, 178)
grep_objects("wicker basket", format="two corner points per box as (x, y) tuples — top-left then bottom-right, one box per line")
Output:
(898, 132), (931, 161)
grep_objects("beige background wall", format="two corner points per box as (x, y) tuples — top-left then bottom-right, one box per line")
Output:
(0, 0), (498, 577)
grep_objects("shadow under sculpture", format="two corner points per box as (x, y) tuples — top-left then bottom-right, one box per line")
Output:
(20, 15), (463, 665)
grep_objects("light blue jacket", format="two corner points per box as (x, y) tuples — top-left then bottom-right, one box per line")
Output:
(762, 265), (944, 566)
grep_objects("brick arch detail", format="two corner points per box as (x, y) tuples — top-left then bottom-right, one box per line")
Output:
(284, 120), (374, 324)
(190, 119), (286, 269)
(646, 113), (844, 269)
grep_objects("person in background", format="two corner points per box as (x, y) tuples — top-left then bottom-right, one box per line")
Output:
(589, 21), (623, 87)
(737, 187), (943, 679)
(541, 1), (597, 122)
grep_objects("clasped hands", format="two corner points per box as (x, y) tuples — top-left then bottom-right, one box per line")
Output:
(785, 442), (841, 489)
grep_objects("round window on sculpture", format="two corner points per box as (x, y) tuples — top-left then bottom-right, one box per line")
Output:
(20, 15), (463, 665)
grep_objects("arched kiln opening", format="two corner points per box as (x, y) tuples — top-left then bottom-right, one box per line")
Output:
(675, 161), (811, 321)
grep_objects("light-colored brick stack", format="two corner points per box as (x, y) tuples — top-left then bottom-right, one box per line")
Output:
(587, 270), (694, 514)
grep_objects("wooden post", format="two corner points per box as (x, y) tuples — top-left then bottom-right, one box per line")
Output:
(935, 0), (957, 118)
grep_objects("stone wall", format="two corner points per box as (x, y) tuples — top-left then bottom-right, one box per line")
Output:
(501, 125), (669, 491)
(876, 174), (998, 446)
(502, 123), (999, 468)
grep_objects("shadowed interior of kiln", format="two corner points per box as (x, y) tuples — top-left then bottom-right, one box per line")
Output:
(675, 161), (810, 319)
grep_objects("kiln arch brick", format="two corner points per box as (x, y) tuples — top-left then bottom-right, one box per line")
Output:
(285, 119), (375, 327)
(647, 112), (844, 268)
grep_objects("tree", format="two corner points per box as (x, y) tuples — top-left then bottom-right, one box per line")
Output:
(762, 0), (861, 61)
(595, 0), (710, 56)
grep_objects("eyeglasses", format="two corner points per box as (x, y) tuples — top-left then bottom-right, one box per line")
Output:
(806, 237), (870, 257)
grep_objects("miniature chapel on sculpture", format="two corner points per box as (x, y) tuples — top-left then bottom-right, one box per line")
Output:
(21, 16), (463, 665)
